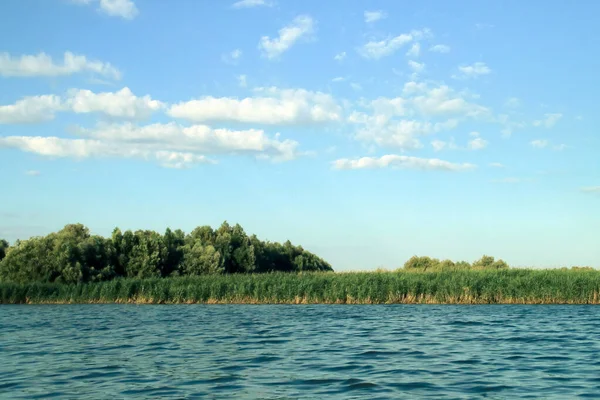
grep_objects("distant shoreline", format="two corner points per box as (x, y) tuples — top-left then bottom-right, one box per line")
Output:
(2, 269), (600, 305)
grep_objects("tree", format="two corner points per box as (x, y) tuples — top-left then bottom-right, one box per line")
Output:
(491, 259), (509, 269)
(438, 259), (456, 270)
(404, 256), (439, 271)
(472, 255), (496, 269)
(163, 228), (185, 276)
(125, 230), (166, 278)
(0, 239), (8, 261)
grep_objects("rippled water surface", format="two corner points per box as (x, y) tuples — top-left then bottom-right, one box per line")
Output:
(2, 305), (600, 399)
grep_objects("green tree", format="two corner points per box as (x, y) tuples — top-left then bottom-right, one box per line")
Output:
(163, 228), (185, 276)
(404, 256), (440, 271)
(125, 230), (166, 278)
(0, 239), (8, 261)
(438, 259), (456, 270)
(472, 255), (496, 269)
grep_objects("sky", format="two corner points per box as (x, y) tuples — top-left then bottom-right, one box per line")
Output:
(0, 0), (599, 270)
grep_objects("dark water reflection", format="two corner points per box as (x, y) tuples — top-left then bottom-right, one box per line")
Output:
(1, 305), (600, 399)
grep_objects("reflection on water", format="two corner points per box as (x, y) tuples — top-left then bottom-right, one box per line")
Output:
(1, 305), (600, 399)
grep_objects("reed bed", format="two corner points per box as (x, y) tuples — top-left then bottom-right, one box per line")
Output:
(2, 269), (600, 305)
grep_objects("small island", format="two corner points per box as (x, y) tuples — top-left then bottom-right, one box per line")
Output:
(1, 223), (598, 305)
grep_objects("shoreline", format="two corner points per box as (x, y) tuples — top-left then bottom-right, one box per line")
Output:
(3, 269), (600, 305)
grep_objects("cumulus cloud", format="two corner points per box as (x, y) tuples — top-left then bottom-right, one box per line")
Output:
(489, 162), (504, 168)
(467, 137), (488, 150)
(25, 170), (41, 176)
(73, 0), (138, 19)
(364, 10), (387, 23)
(66, 87), (164, 119)
(168, 87), (341, 125)
(408, 60), (425, 73)
(232, 0), (273, 8)
(504, 97), (521, 108)
(406, 43), (420, 57)
(0, 88), (163, 123)
(429, 44), (450, 53)
(258, 15), (314, 59)
(0, 95), (63, 124)
(348, 82), (488, 150)
(98, 0), (138, 19)
(411, 85), (489, 118)
(530, 139), (548, 148)
(453, 62), (491, 79)
(334, 52), (347, 61)
(533, 113), (562, 128)
(332, 154), (476, 171)
(222, 49), (243, 64)
(358, 29), (430, 59)
(0, 135), (211, 168)
(0, 122), (302, 167)
(0, 51), (121, 79)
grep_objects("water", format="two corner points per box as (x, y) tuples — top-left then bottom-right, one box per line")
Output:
(1, 305), (600, 399)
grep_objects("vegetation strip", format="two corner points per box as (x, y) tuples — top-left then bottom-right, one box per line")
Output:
(3, 270), (600, 305)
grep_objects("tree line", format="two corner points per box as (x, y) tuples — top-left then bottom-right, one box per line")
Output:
(402, 255), (510, 271)
(0, 222), (333, 284)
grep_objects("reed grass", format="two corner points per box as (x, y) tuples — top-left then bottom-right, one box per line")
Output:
(2, 269), (600, 305)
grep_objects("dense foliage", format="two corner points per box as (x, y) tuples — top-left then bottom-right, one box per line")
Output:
(0, 222), (333, 284)
(402, 255), (509, 271)
(2, 269), (600, 305)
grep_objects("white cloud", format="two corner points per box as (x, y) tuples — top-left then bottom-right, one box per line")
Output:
(453, 62), (491, 79)
(489, 162), (504, 168)
(66, 87), (164, 119)
(237, 74), (247, 87)
(364, 10), (387, 23)
(331, 76), (345, 82)
(408, 60), (425, 73)
(258, 15), (314, 59)
(575, 115), (583, 121)
(332, 154), (476, 171)
(504, 97), (521, 108)
(358, 29), (429, 59)
(0, 122), (301, 167)
(531, 139), (548, 148)
(533, 113), (562, 128)
(350, 82), (362, 91)
(467, 137), (488, 150)
(411, 85), (489, 118)
(0, 51), (121, 79)
(25, 170), (41, 176)
(232, 0), (273, 9)
(553, 143), (567, 151)
(0, 95), (63, 124)
(581, 186), (600, 193)
(0, 88), (161, 124)
(334, 52), (347, 61)
(406, 43), (420, 58)
(348, 82), (488, 151)
(168, 87), (341, 125)
(0, 135), (212, 168)
(222, 49), (243, 64)
(429, 44), (450, 53)
(431, 140), (445, 151)
(98, 0), (138, 19)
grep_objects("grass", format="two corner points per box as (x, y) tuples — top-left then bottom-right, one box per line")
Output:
(1, 269), (600, 305)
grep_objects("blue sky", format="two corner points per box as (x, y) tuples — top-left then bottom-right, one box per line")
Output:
(1, 0), (599, 269)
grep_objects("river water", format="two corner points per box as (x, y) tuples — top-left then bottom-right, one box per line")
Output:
(1, 305), (599, 399)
